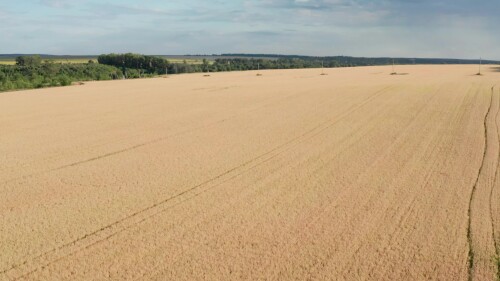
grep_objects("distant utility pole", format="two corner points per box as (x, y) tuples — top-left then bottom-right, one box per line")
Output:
(166, 67), (168, 77)
(391, 59), (397, 75)
(478, 57), (482, 75)
(256, 62), (262, 76)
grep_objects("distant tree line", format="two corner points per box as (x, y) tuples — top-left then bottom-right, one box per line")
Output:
(97, 53), (168, 77)
(96, 54), (352, 74)
(97, 56), (357, 74)
(210, 58), (343, 71)
(221, 54), (499, 65)
(2, 53), (499, 92)
(97, 53), (205, 75)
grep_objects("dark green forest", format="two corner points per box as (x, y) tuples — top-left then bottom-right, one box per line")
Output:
(1, 53), (498, 92)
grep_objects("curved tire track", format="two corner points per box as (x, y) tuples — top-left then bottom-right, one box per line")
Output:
(467, 85), (499, 281)
(492, 86), (500, 280)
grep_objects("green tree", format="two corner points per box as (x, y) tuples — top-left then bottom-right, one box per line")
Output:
(202, 59), (210, 72)
(15, 55), (42, 67)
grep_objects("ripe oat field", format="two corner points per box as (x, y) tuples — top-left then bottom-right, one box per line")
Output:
(1, 65), (499, 280)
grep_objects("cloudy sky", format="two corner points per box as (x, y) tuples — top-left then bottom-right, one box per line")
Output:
(1, 0), (499, 59)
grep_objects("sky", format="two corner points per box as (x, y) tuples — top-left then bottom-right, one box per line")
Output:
(0, 0), (499, 59)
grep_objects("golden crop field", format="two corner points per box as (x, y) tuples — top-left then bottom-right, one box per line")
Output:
(1, 65), (499, 280)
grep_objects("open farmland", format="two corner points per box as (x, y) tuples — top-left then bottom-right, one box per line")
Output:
(0, 58), (98, 65)
(1, 65), (500, 280)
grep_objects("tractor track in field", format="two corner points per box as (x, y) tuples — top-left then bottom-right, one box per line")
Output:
(467, 85), (500, 281)
(492, 86), (500, 280)
(136, 85), (441, 281)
